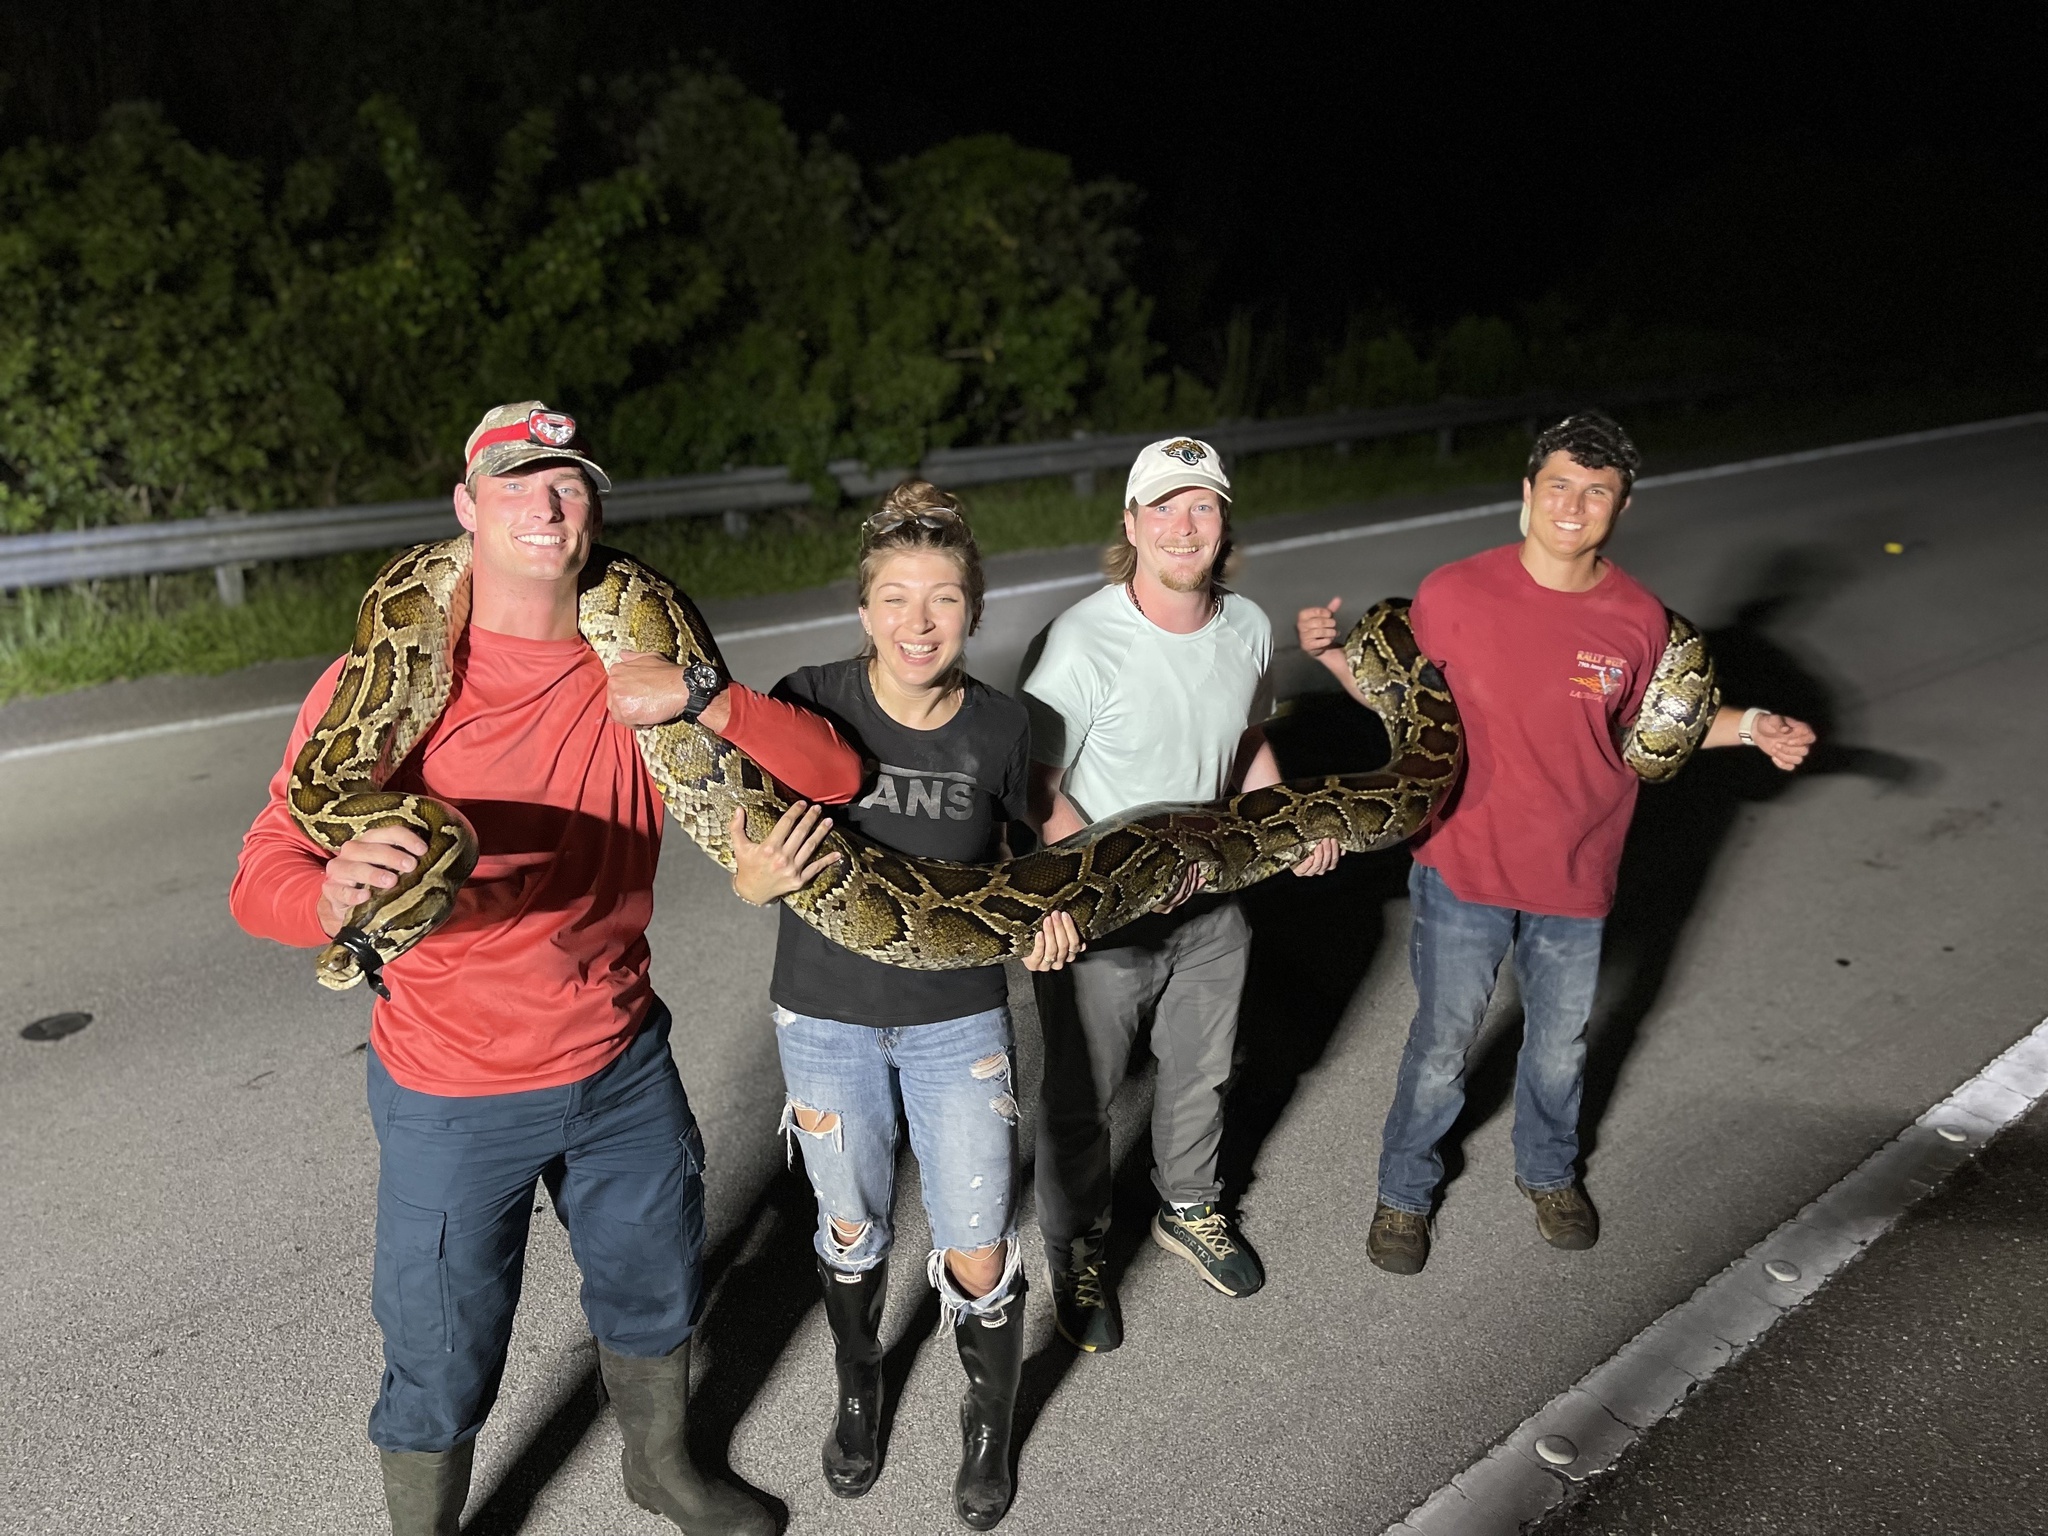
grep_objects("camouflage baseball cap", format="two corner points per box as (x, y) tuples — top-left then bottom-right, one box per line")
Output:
(462, 401), (612, 492)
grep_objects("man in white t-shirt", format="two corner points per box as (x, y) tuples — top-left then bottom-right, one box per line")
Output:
(1021, 436), (1339, 1352)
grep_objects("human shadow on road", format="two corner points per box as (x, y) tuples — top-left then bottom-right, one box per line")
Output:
(1436, 546), (1934, 1189)
(684, 1161), (829, 1486)
(1012, 686), (1410, 1464)
(462, 1163), (807, 1536)
(1010, 1124), (1154, 1472)
(1221, 690), (1410, 1209)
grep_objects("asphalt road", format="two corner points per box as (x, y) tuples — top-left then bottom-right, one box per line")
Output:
(4, 420), (2047, 1535)
(1535, 1096), (2048, 1536)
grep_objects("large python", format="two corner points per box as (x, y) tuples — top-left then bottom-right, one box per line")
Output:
(287, 539), (1713, 991)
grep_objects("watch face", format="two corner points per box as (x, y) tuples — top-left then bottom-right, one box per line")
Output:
(686, 661), (723, 694)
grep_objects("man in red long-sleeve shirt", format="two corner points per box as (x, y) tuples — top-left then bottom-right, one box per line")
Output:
(232, 401), (862, 1536)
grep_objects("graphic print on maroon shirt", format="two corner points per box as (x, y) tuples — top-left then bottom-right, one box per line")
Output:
(1407, 543), (1672, 919)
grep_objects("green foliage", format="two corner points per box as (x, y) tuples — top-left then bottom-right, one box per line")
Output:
(0, 70), (1157, 534)
(1435, 315), (1523, 398)
(0, 105), (302, 531)
(1307, 320), (1434, 411)
(1305, 300), (1763, 415)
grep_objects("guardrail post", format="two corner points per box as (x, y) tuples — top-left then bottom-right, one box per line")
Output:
(1436, 425), (1456, 461)
(211, 509), (250, 606)
(1069, 430), (1095, 496)
(721, 508), (751, 538)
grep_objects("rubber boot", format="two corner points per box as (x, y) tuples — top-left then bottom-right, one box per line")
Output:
(952, 1278), (1026, 1530)
(378, 1442), (473, 1536)
(597, 1340), (776, 1536)
(818, 1258), (888, 1497)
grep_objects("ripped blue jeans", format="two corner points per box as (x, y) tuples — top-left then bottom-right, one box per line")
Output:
(774, 1005), (1021, 1322)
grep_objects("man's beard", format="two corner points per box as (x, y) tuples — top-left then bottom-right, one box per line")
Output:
(1152, 554), (1216, 593)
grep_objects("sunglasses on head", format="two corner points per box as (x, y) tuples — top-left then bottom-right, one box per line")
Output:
(865, 505), (960, 535)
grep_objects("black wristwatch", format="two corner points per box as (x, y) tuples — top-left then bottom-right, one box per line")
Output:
(678, 660), (726, 724)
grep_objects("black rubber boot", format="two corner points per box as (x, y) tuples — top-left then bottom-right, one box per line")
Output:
(818, 1258), (888, 1497)
(378, 1442), (473, 1536)
(952, 1278), (1026, 1531)
(597, 1340), (777, 1536)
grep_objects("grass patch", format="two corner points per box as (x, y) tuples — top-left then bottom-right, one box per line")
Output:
(2, 383), (2037, 703)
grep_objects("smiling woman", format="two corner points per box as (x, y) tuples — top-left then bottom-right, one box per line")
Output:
(854, 480), (985, 714)
(724, 478), (1078, 1527)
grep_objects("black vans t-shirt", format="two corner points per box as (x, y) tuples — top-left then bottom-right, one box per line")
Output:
(768, 659), (1032, 1026)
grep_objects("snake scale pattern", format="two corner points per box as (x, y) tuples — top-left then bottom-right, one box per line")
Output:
(286, 538), (1714, 991)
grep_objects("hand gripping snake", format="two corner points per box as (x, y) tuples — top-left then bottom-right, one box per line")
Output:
(286, 538), (1716, 991)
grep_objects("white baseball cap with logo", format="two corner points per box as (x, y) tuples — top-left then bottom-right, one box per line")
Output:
(1125, 436), (1231, 509)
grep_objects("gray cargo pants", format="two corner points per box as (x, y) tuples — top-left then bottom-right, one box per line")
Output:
(1032, 898), (1252, 1270)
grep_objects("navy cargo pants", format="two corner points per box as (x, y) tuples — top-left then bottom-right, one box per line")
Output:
(365, 1003), (706, 1453)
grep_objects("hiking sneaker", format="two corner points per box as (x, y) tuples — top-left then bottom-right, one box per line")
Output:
(1151, 1201), (1265, 1297)
(1047, 1241), (1123, 1353)
(1519, 1180), (1599, 1250)
(1367, 1202), (1430, 1275)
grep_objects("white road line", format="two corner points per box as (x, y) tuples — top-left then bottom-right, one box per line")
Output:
(7, 409), (2045, 764)
(1383, 1014), (2048, 1536)
(530, 410), (2048, 643)
(717, 571), (1109, 642)
(1632, 410), (2048, 490)
(1243, 498), (1519, 556)
(0, 702), (302, 765)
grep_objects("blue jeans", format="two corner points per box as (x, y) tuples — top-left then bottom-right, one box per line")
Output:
(1378, 864), (1606, 1215)
(365, 1004), (706, 1453)
(773, 1005), (1021, 1322)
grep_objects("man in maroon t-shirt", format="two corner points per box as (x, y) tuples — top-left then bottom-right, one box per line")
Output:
(1297, 413), (1815, 1273)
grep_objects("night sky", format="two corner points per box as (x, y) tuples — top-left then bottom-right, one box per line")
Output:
(3, 1), (2043, 370)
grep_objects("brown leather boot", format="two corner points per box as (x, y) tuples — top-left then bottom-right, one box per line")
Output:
(1519, 1180), (1599, 1250)
(1367, 1202), (1431, 1274)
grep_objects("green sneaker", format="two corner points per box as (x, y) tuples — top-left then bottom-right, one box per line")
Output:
(1151, 1201), (1265, 1297)
(1519, 1180), (1599, 1250)
(1047, 1235), (1122, 1353)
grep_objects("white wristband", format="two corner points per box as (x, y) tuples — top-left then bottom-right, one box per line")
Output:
(1737, 706), (1766, 746)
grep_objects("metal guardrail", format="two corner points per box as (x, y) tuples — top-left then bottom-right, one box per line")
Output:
(0, 385), (1697, 598)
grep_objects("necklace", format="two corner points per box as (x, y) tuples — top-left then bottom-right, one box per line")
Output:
(1125, 581), (1220, 624)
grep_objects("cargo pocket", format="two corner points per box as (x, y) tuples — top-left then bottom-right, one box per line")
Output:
(373, 1196), (450, 1355)
(678, 1119), (708, 1261)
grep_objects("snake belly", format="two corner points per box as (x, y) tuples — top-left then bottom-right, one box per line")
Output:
(286, 539), (1708, 987)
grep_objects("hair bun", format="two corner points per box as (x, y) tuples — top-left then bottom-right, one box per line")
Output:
(872, 479), (962, 520)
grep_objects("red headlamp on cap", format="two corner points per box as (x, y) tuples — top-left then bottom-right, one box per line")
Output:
(466, 408), (580, 471)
